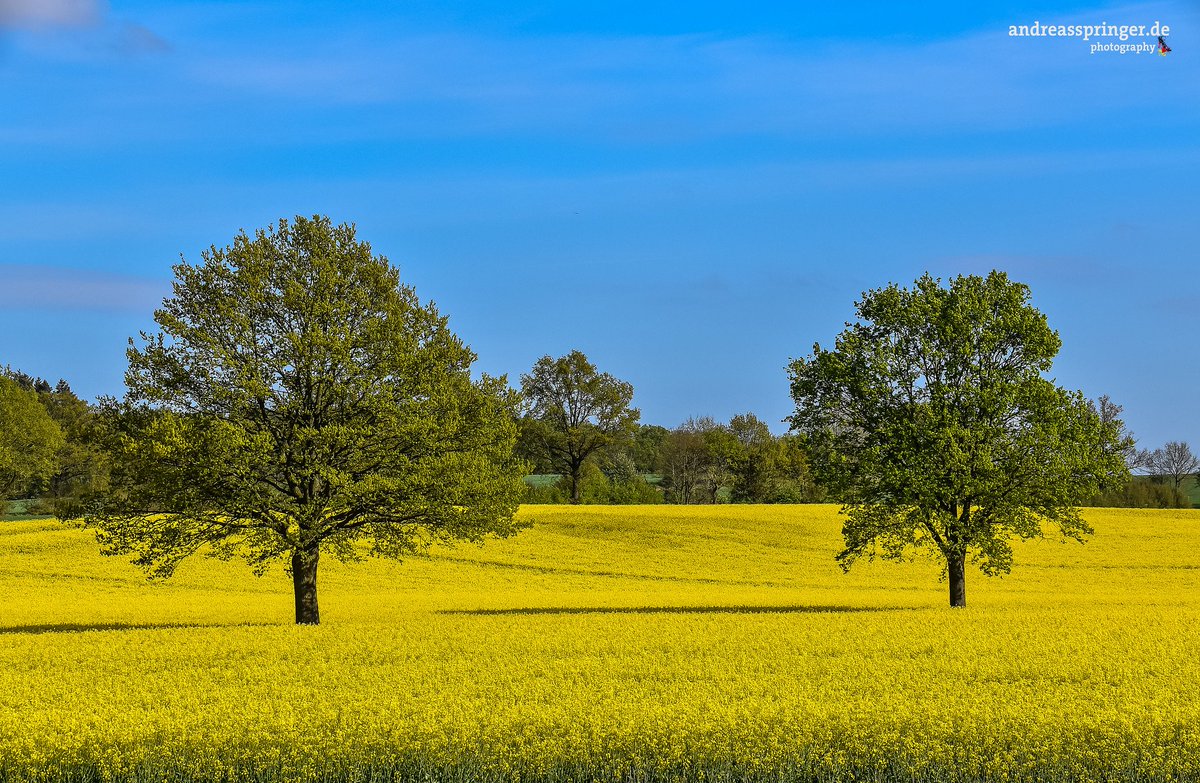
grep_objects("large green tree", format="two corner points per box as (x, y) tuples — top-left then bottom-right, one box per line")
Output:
(0, 375), (65, 511)
(88, 216), (526, 624)
(519, 351), (639, 503)
(788, 271), (1128, 607)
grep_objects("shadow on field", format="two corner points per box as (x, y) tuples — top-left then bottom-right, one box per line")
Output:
(442, 604), (910, 617)
(0, 621), (280, 635)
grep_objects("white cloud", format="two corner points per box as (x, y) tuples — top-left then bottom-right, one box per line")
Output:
(0, 0), (105, 29)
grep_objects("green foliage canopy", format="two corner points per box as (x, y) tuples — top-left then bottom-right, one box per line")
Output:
(23, 378), (110, 520)
(788, 272), (1129, 606)
(88, 216), (526, 623)
(0, 375), (65, 505)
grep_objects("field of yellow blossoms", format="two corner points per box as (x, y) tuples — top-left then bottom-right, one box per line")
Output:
(1, 505), (1198, 782)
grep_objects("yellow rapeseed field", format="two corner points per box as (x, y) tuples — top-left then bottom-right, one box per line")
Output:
(1, 505), (1198, 782)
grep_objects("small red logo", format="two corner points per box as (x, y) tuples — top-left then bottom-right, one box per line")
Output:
(1158, 36), (1172, 55)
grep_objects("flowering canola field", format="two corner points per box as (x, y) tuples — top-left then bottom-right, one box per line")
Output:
(1, 505), (1198, 782)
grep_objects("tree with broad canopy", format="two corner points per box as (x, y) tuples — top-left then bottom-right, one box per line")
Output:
(788, 271), (1129, 607)
(87, 216), (526, 624)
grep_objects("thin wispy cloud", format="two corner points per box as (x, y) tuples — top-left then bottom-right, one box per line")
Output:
(112, 21), (170, 55)
(1, 1), (1190, 152)
(177, 1), (1194, 142)
(0, 0), (103, 30)
(0, 0), (168, 59)
(0, 265), (168, 313)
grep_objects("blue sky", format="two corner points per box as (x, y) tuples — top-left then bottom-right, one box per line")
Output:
(1, 0), (1196, 448)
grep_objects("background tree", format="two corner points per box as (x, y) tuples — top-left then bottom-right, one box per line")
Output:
(659, 426), (710, 504)
(1080, 400), (1192, 509)
(87, 216), (526, 624)
(657, 417), (731, 504)
(720, 415), (824, 503)
(769, 435), (825, 503)
(722, 413), (777, 502)
(602, 451), (661, 504)
(519, 350), (639, 503)
(1087, 478), (1190, 509)
(630, 424), (669, 474)
(1143, 441), (1200, 491)
(0, 375), (65, 514)
(657, 415), (823, 505)
(3, 373), (112, 520)
(1090, 395), (1145, 473)
(36, 380), (111, 520)
(789, 271), (1128, 607)
(3, 368), (52, 395)
(691, 417), (734, 503)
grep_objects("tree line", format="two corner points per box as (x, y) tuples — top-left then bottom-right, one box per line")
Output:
(5, 360), (1188, 517)
(516, 352), (823, 505)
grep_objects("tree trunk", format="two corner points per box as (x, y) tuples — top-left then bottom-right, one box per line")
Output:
(569, 465), (581, 504)
(292, 549), (320, 625)
(948, 554), (966, 608)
